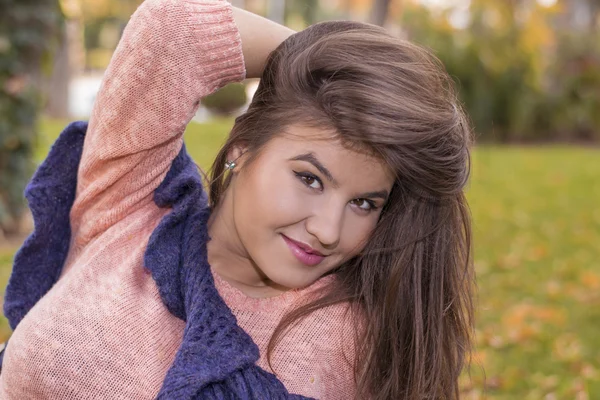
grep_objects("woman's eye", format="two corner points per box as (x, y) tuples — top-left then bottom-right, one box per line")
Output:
(294, 172), (323, 190)
(351, 198), (377, 211)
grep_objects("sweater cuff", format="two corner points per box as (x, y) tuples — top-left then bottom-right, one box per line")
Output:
(186, 0), (247, 94)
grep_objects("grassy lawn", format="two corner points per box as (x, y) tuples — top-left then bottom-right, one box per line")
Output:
(466, 147), (600, 399)
(1, 118), (599, 399)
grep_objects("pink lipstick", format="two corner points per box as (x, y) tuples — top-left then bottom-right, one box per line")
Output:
(281, 235), (325, 267)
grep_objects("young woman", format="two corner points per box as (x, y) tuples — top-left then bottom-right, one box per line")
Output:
(0, 0), (475, 398)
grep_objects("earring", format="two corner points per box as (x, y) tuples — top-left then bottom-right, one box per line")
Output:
(225, 160), (236, 170)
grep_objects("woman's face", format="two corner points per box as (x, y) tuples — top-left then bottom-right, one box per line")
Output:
(216, 124), (394, 293)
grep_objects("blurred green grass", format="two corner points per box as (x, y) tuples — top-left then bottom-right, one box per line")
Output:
(1, 118), (599, 399)
(465, 146), (600, 399)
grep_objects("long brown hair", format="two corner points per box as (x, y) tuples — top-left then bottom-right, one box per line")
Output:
(209, 20), (475, 400)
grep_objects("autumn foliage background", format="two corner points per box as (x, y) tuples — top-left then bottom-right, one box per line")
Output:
(1, 0), (599, 399)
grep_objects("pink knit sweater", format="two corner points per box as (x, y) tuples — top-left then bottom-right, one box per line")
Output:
(0, 0), (356, 398)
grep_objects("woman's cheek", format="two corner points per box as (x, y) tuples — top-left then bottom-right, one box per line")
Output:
(343, 216), (377, 254)
(270, 178), (307, 216)
(252, 169), (303, 219)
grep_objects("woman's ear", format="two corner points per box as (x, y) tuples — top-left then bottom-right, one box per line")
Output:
(226, 145), (248, 172)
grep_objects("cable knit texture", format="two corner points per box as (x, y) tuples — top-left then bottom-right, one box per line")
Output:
(0, 0), (356, 399)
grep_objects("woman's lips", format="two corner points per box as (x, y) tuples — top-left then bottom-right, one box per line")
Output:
(281, 235), (326, 267)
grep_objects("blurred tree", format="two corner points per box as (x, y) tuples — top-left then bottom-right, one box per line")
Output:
(401, 0), (566, 142)
(0, 0), (63, 235)
(45, 26), (71, 118)
(286, 0), (318, 25)
(559, 0), (599, 30)
(370, 0), (392, 26)
(79, 0), (139, 21)
(300, 0), (318, 24)
(545, 29), (600, 141)
(201, 83), (247, 115)
(46, 0), (85, 118)
(268, 0), (286, 23)
(77, 0), (140, 69)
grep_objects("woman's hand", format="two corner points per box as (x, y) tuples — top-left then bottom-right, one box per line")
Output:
(232, 7), (295, 79)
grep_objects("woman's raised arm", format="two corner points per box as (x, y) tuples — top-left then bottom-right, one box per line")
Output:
(232, 7), (295, 79)
(69, 0), (292, 246)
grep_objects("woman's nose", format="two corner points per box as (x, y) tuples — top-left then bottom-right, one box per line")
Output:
(305, 201), (344, 248)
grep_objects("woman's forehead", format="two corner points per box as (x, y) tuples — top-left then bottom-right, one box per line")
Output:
(277, 124), (377, 157)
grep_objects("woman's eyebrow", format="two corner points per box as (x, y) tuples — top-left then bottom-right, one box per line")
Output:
(360, 190), (389, 201)
(289, 152), (339, 187)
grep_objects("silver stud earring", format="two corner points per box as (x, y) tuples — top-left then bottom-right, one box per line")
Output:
(225, 160), (236, 170)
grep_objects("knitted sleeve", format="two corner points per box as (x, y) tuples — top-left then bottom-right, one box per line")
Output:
(69, 0), (245, 245)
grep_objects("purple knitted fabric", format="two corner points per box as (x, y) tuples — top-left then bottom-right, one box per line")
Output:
(3, 121), (87, 329)
(2, 121), (312, 400)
